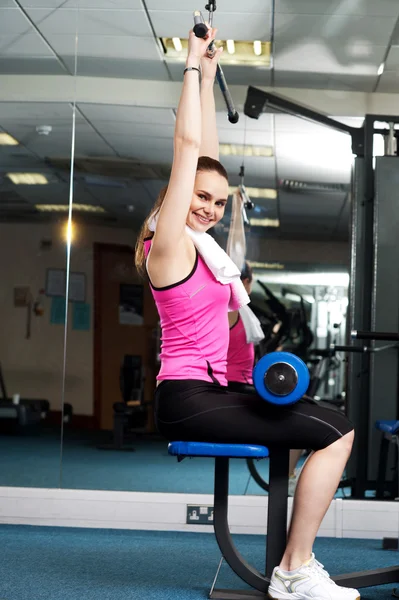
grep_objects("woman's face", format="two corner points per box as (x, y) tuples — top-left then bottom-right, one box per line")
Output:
(186, 170), (229, 232)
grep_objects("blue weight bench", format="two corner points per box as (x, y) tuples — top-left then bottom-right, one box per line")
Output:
(375, 420), (399, 500)
(169, 440), (399, 598)
(169, 441), (290, 598)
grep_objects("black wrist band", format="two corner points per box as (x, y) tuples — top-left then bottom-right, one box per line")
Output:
(184, 67), (201, 75)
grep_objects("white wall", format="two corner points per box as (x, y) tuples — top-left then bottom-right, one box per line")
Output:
(0, 221), (137, 415)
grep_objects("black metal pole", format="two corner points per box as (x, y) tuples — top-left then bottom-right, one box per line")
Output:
(265, 448), (289, 579)
(352, 115), (375, 498)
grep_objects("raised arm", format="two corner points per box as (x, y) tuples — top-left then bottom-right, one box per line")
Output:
(151, 28), (216, 258)
(199, 41), (223, 160)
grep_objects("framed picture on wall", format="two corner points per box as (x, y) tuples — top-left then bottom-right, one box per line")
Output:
(45, 269), (66, 297)
(69, 272), (86, 303)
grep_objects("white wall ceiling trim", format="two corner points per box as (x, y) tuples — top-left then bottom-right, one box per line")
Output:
(2, 74), (399, 118)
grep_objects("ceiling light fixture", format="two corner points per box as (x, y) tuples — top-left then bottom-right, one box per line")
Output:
(377, 62), (385, 76)
(0, 133), (19, 146)
(253, 40), (262, 56)
(172, 37), (183, 52)
(228, 186), (277, 200)
(161, 38), (270, 66)
(249, 217), (280, 227)
(226, 39), (235, 54)
(7, 173), (48, 185)
(219, 143), (273, 157)
(280, 180), (349, 193)
(36, 204), (105, 213)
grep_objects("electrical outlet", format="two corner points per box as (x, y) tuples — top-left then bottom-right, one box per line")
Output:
(186, 505), (214, 524)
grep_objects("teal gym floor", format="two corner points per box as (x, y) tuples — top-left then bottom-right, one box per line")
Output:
(0, 525), (396, 600)
(0, 428), (356, 496)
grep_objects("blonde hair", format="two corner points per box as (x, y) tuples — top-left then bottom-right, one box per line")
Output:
(135, 156), (228, 277)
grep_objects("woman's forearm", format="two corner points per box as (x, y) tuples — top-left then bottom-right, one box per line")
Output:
(174, 54), (202, 147)
(199, 77), (219, 160)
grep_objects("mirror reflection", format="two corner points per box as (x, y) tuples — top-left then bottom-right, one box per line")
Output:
(0, 0), (78, 488)
(0, 102), (75, 488)
(56, 0), (357, 497)
(61, 104), (351, 496)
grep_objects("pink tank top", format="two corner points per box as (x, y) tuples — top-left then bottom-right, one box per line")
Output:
(226, 315), (254, 385)
(144, 238), (239, 386)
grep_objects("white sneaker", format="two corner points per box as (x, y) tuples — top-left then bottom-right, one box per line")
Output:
(268, 553), (360, 599)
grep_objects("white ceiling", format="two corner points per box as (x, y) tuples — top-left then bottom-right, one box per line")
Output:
(1, 0), (399, 241)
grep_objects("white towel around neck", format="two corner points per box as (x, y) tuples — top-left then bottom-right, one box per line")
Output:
(239, 304), (265, 345)
(147, 213), (249, 311)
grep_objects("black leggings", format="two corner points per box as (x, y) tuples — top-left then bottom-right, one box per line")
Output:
(155, 380), (353, 451)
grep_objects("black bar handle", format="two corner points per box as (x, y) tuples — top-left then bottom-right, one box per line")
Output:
(351, 330), (399, 342)
(193, 11), (208, 38)
(331, 344), (368, 353)
(215, 65), (239, 123)
(192, 10), (239, 124)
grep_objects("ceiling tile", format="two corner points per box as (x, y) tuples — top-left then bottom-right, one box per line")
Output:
(274, 41), (385, 74)
(0, 102), (80, 121)
(276, 0), (399, 17)
(0, 8), (32, 34)
(74, 135), (115, 155)
(384, 45), (399, 70)
(62, 56), (169, 80)
(110, 136), (174, 163)
(274, 70), (377, 92)
(20, 0), (143, 7)
(26, 8), (153, 36)
(95, 122), (175, 138)
(0, 56), (66, 74)
(376, 69), (399, 93)
(46, 34), (161, 60)
(146, 0), (271, 12)
(78, 104), (175, 125)
(149, 10), (271, 41)
(274, 13), (395, 45)
(0, 31), (54, 56)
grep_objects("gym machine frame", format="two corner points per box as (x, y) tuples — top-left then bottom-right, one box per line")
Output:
(243, 87), (399, 591)
(244, 86), (399, 498)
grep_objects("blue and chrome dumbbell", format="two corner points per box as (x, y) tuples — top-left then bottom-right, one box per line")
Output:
(253, 351), (310, 405)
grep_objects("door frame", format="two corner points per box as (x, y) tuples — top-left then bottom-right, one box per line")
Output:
(93, 242), (135, 429)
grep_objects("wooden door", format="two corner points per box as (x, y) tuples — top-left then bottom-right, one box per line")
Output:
(94, 243), (159, 430)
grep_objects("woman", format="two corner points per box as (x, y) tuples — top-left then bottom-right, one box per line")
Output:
(226, 262), (303, 497)
(135, 26), (358, 600)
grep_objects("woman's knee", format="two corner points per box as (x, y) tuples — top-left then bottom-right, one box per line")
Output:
(342, 428), (355, 449)
(330, 428), (354, 454)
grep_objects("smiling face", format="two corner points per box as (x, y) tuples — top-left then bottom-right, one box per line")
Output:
(186, 170), (229, 232)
